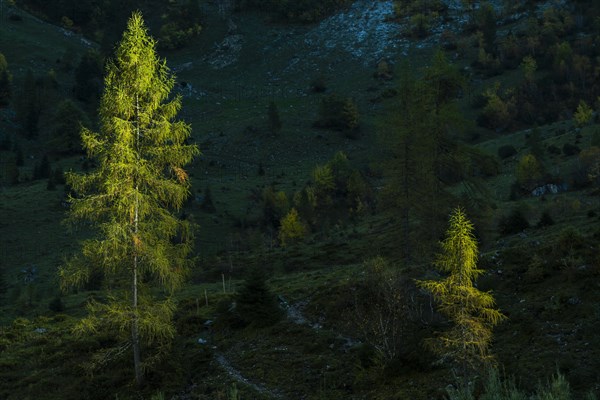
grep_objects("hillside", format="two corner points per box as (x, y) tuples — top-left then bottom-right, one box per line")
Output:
(1, 0), (600, 399)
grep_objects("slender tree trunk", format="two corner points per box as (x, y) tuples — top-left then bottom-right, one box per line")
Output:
(132, 251), (142, 385)
(132, 94), (143, 386)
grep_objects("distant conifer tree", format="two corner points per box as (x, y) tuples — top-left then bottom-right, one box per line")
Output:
(235, 266), (283, 327)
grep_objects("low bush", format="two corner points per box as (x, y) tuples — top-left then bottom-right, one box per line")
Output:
(498, 208), (530, 234)
(498, 145), (517, 159)
(562, 143), (581, 156)
(536, 210), (554, 228)
(314, 94), (359, 134)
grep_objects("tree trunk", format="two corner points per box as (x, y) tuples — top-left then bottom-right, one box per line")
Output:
(132, 253), (142, 386)
(132, 93), (143, 386)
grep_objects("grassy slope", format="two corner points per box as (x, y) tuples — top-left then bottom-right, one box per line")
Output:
(1, 1), (600, 399)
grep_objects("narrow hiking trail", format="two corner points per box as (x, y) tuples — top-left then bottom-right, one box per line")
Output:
(215, 352), (285, 399)
(208, 296), (360, 399)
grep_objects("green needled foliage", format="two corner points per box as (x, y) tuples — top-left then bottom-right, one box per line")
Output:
(59, 12), (199, 386)
(418, 208), (505, 378)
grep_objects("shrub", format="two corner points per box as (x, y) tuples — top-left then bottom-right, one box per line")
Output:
(312, 164), (335, 192)
(574, 100), (593, 127)
(498, 145), (517, 159)
(555, 227), (585, 255)
(314, 94), (360, 133)
(469, 150), (500, 177)
(374, 60), (393, 80)
(579, 146), (600, 185)
(516, 154), (545, 190)
(48, 296), (65, 312)
(547, 144), (561, 155)
(278, 208), (307, 246)
(33, 155), (51, 180)
(410, 13), (431, 37)
(521, 55), (537, 83)
(49, 99), (89, 154)
(349, 257), (414, 363)
(479, 85), (512, 130)
(562, 143), (580, 156)
(158, 22), (202, 50)
(327, 151), (351, 188)
(536, 211), (554, 228)
(498, 209), (530, 234)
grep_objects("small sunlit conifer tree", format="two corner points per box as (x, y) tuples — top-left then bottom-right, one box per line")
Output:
(418, 208), (505, 378)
